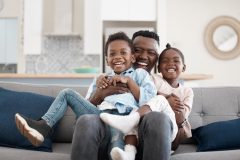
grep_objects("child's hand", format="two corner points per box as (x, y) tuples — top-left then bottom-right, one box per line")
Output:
(108, 75), (129, 86)
(96, 74), (110, 89)
(167, 94), (185, 123)
(167, 94), (185, 112)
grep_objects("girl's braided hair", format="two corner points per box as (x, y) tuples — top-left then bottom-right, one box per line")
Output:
(159, 43), (185, 64)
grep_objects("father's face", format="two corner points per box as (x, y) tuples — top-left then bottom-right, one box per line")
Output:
(132, 36), (159, 73)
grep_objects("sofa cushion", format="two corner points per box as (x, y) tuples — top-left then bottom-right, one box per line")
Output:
(192, 118), (240, 151)
(0, 87), (55, 152)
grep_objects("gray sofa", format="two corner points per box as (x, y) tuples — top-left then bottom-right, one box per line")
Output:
(0, 81), (240, 160)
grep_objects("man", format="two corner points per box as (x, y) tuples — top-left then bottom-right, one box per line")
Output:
(71, 30), (173, 160)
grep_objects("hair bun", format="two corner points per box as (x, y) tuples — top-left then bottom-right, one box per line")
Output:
(166, 43), (171, 49)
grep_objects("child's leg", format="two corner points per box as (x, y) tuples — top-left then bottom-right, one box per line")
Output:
(111, 135), (137, 160)
(108, 126), (125, 160)
(42, 88), (100, 127)
(125, 135), (138, 146)
(100, 95), (175, 133)
(100, 105), (152, 134)
(145, 95), (169, 112)
(15, 113), (51, 146)
(15, 88), (100, 146)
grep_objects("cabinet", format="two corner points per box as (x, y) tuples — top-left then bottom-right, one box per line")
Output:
(84, 0), (102, 55)
(0, 19), (17, 64)
(102, 0), (156, 21)
(24, 0), (42, 55)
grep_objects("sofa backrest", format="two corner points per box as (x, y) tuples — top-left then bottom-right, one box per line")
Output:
(1, 81), (240, 142)
(189, 87), (240, 129)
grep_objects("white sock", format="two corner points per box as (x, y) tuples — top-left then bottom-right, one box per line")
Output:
(110, 145), (137, 160)
(100, 112), (140, 134)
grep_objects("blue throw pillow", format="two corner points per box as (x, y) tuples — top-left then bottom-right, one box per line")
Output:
(192, 118), (240, 151)
(0, 87), (55, 152)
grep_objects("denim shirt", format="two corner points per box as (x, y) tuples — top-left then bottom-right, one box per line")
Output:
(86, 67), (157, 114)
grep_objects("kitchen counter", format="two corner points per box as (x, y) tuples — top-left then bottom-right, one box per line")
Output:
(0, 73), (213, 86)
(0, 73), (97, 79)
(0, 73), (98, 86)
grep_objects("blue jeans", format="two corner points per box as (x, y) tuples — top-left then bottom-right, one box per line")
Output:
(41, 88), (124, 158)
(42, 88), (100, 127)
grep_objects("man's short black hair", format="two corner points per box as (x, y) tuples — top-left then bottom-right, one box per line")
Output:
(132, 30), (160, 45)
(105, 32), (133, 56)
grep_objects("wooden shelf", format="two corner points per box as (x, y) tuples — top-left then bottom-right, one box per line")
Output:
(180, 73), (213, 81)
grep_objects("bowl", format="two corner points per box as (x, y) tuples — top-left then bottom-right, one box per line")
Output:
(73, 67), (99, 73)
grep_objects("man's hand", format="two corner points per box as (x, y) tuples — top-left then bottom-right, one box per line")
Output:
(89, 85), (130, 106)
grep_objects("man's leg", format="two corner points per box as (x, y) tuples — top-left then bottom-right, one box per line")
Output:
(137, 112), (173, 160)
(71, 114), (110, 160)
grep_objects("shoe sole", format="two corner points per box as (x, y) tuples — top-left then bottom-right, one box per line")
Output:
(15, 113), (44, 147)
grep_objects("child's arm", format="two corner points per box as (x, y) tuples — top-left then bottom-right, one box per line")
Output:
(88, 75), (130, 105)
(166, 94), (185, 123)
(109, 75), (140, 101)
(167, 91), (193, 124)
(96, 74), (128, 89)
(157, 91), (171, 98)
(167, 94), (184, 112)
(96, 74), (110, 89)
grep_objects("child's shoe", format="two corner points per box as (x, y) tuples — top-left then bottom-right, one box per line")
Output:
(15, 113), (52, 146)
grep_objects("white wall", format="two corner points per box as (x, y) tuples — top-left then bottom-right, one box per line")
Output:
(0, 0), (23, 72)
(160, 0), (240, 87)
(0, 0), (20, 17)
